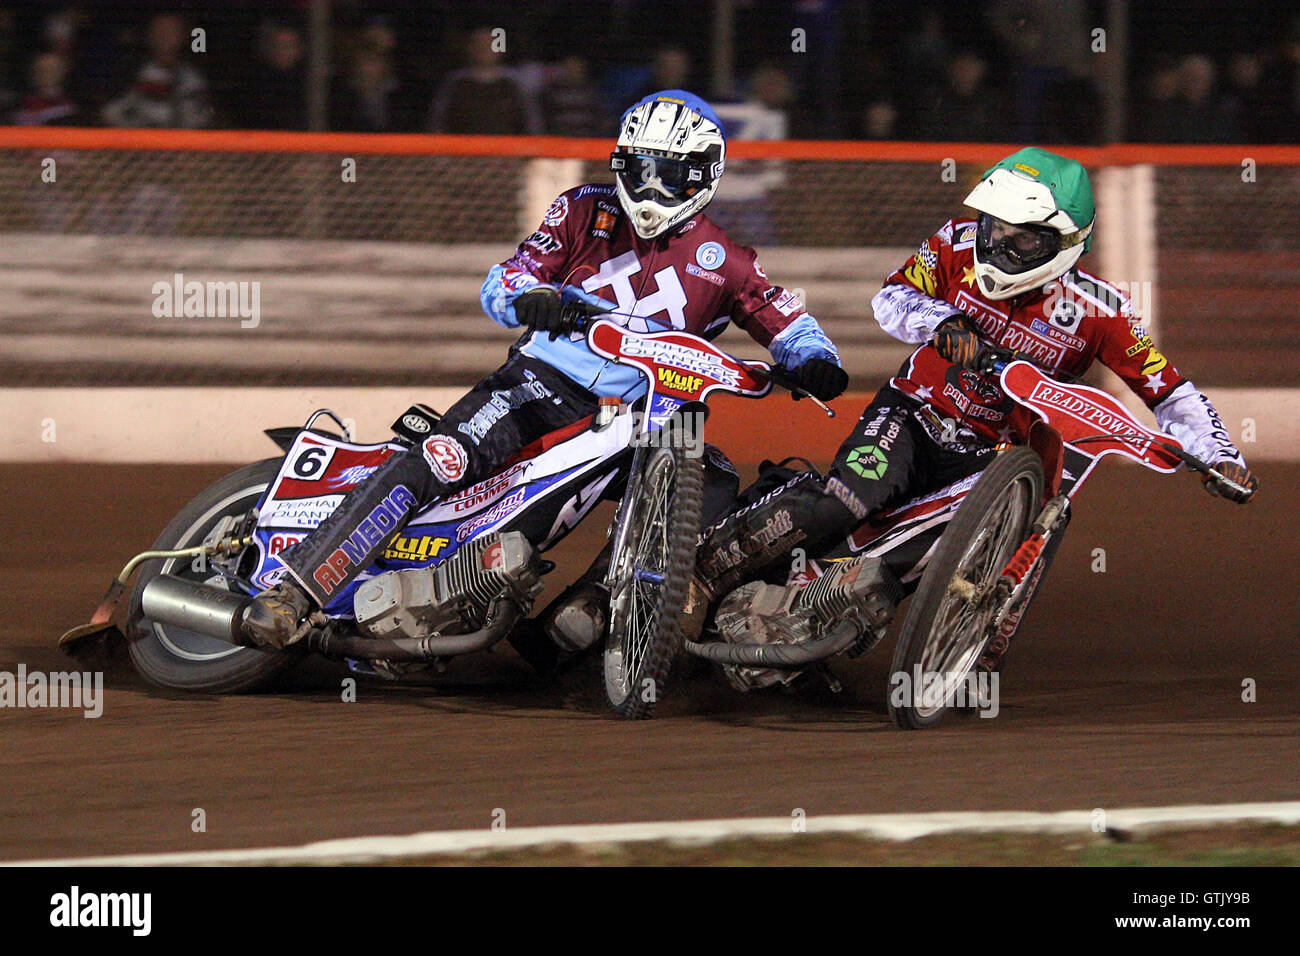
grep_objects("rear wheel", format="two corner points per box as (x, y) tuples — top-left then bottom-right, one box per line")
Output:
(603, 443), (703, 718)
(127, 459), (295, 693)
(888, 448), (1044, 730)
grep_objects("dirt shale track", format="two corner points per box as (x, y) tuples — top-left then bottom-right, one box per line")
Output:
(1, 462), (1297, 861)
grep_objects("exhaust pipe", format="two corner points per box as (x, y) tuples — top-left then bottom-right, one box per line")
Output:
(684, 620), (862, 668)
(140, 574), (251, 643)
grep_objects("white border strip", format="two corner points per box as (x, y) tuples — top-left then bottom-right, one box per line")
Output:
(9, 802), (1300, 866)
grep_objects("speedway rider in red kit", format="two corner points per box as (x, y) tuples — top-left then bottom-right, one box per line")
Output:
(694, 147), (1258, 632)
(241, 90), (847, 648)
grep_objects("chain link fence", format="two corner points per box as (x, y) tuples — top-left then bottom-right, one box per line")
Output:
(0, 140), (1296, 387)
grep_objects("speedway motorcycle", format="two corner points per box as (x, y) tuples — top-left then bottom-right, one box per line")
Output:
(683, 347), (1253, 729)
(59, 288), (813, 719)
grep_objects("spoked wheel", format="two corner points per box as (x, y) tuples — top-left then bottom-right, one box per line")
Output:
(889, 447), (1044, 729)
(126, 459), (295, 693)
(603, 443), (703, 718)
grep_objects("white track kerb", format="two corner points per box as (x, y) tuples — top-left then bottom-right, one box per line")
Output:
(9, 802), (1300, 866)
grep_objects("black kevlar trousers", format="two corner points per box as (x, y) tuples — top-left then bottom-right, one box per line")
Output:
(281, 352), (598, 604)
(825, 386), (996, 518)
(696, 386), (995, 597)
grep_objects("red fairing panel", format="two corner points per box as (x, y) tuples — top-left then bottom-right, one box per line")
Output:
(1000, 361), (1184, 472)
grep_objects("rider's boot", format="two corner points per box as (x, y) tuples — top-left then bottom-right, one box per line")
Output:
(508, 580), (608, 678)
(242, 580), (314, 649)
(693, 471), (866, 605)
(242, 448), (434, 648)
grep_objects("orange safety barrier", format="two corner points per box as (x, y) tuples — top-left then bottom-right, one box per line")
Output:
(3, 126), (1300, 165)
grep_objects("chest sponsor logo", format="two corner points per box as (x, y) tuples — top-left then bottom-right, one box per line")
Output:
(954, 292), (1065, 367)
(1030, 317), (1086, 351)
(590, 208), (618, 238)
(685, 262), (725, 286)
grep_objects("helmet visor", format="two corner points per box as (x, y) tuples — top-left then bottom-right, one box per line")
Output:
(976, 213), (1062, 275)
(610, 150), (710, 209)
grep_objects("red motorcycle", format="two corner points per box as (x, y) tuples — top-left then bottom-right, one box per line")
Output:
(684, 348), (1251, 729)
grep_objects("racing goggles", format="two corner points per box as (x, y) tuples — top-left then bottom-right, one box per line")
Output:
(976, 213), (1062, 274)
(610, 150), (712, 207)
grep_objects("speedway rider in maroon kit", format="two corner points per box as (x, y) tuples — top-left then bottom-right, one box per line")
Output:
(693, 147), (1258, 632)
(241, 90), (847, 648)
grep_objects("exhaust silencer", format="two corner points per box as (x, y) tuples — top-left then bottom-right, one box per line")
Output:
(140, 574), (252, 643)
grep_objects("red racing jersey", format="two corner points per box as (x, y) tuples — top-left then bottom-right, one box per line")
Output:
(877, 217), (1183, 443)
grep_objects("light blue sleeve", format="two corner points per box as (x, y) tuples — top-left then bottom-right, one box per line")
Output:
(480, 264), (546, 328)
(768, 313), (841, 369)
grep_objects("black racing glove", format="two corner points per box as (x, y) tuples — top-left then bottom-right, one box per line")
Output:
(514, 286), (570, 339)
(1203, 461), (1258, 504)
(793, 358), (848, 401)
(932, 315), (982, 368)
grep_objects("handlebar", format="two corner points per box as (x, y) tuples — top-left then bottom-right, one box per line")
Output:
(1069, 432), (1251, 496)
(749, 363), (836, 418)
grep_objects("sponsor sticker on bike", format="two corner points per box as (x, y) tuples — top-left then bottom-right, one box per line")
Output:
(422, 435), (468, 483)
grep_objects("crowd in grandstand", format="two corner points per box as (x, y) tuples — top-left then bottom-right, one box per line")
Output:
(1, 2), (1297, 144)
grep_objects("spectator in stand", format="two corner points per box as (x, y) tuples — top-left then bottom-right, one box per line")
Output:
(239, 20), (307, 131)
(1136, 55), (1183, 142)
(915, 51), (1004, 141)
(541, 56), (601, 137)
(711, 65), (792, 244)
(1225, 52), (1268, 143)
(1171, 55), (1241, 143)
(428, 26), (539, 134)
(12, 51), (82, 126)
(101, 12), (210, 128)
(0, 7), (21, 117)
(633, 46), (694, 103)
(987, 0), (1089, 140)
(1038, 70), (1104, 144)
(332, 43), (401, 133)
(1259, 16), (1300, 143)
(861, 100), (899, 139)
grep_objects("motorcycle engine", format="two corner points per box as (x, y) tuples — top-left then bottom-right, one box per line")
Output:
(715, 555), (903, 691)
(352, 531), (543, 641)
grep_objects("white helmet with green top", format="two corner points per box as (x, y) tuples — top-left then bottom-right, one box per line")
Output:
(963, 147), (1096, 301)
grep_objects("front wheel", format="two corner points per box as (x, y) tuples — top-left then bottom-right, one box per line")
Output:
(603, 443), (703, 718)
(126, 459), (295, 693)
(888, 447), (1044, 730)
